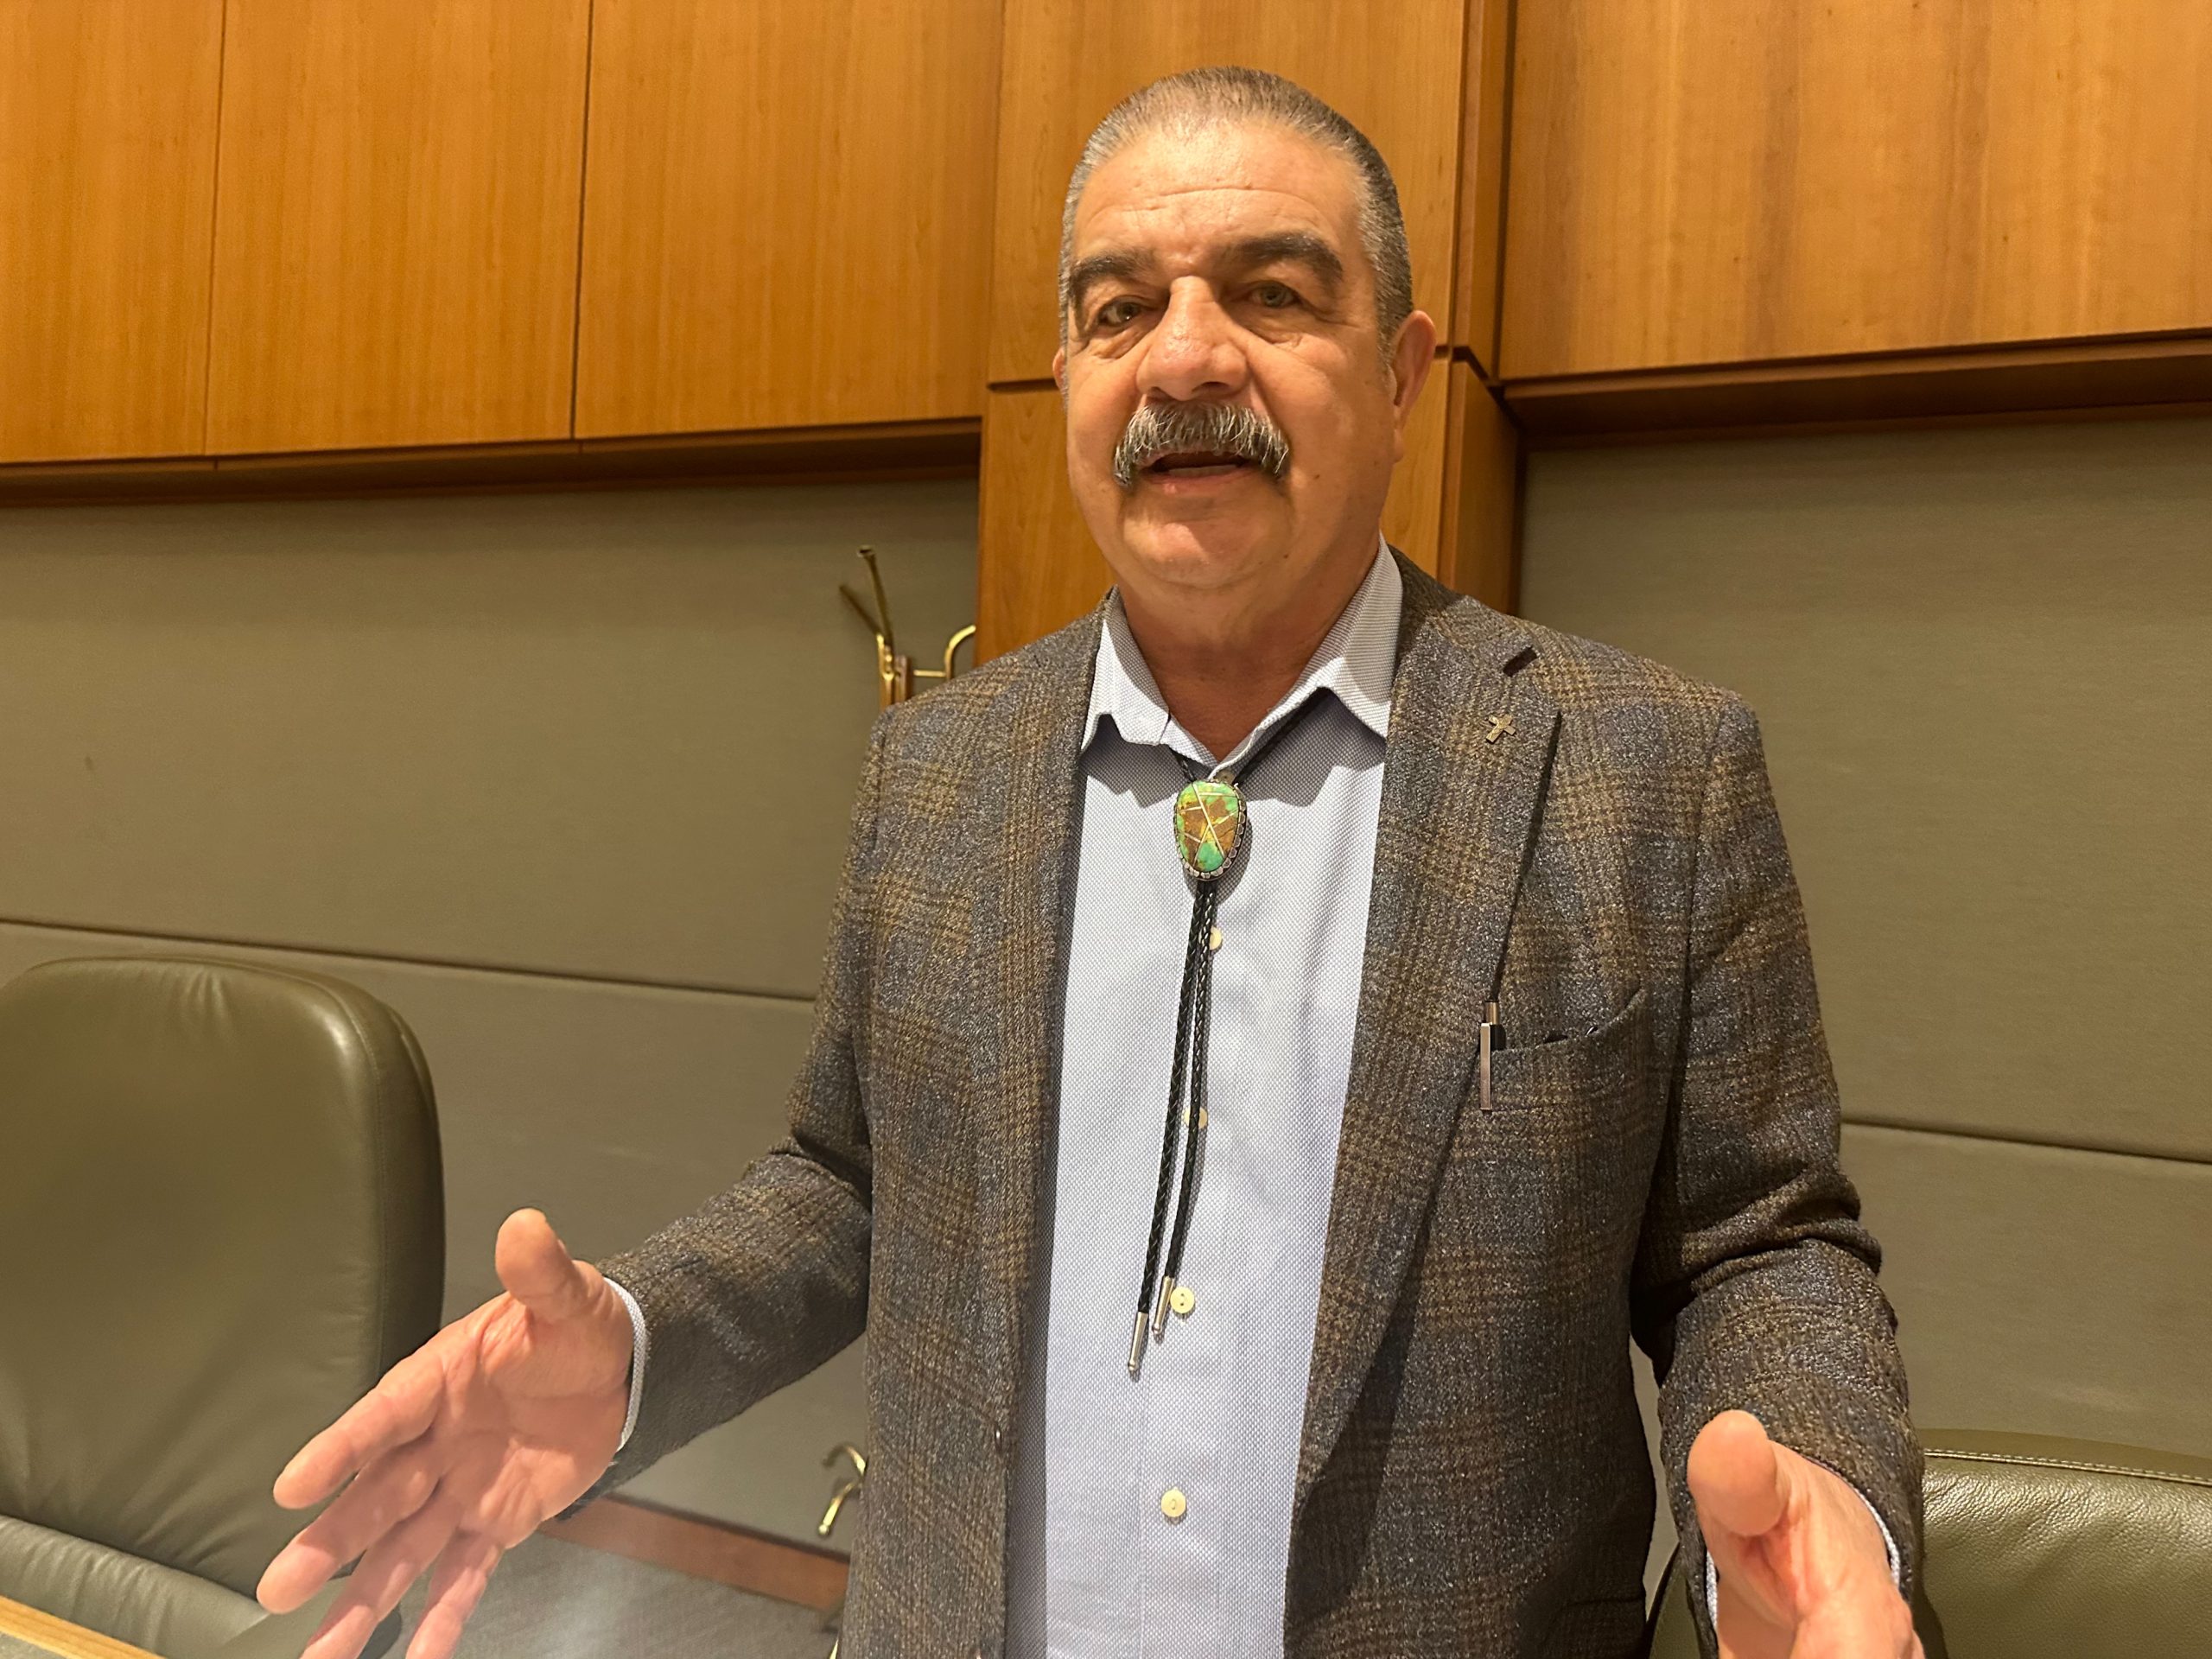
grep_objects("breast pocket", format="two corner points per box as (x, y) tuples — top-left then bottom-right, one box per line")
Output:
(1484, 986), (1648, 1117)
(1435, 988), (1657, 1285)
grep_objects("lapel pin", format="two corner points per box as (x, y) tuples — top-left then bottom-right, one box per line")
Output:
(1484, 712), (1516, 745)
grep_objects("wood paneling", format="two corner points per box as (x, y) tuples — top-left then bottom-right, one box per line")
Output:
(977, 359), (1450, 658)
(0, 0), (222, 463)
(1436, 360), (1520, 611)
(1504, 335), (2212, 442)
(206, 0), (592, 453)
(988, 1), (1468, 385)
(1503, 0), (2212, 378)
(1450, 0), (1515, 375)
(0, 421), (981, 508)
(575, 0), (1000, 437)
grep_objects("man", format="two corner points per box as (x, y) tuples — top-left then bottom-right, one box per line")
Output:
(258, 68), (1920, 1659)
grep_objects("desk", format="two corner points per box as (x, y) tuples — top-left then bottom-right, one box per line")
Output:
(0, 1586), (350, 1659)
(0, 1596), (163, 1659)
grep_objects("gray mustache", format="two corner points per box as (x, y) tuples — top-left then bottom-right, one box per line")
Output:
(1111, 401), (1292, 492)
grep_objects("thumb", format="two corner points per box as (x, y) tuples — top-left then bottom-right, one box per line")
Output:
(1688, 1408), (1786, 1543)
(495, 1207), (594, 1323)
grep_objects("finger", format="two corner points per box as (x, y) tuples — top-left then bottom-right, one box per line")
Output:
(1689, 1409), (1786, 1543)
(303, 1490), (462, 1659)
(273, 1341), (449, 1510)
(495, 1207), (594, 1324)
(257, 1436), (445, 1613)
(406, 1532), (504, 1659)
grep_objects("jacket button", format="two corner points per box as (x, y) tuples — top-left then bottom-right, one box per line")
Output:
(992, 1424), (1003, 1450)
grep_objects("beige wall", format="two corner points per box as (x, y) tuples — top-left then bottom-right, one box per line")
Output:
(0, 480), (978, 1544)
(1521, 416), (2212, 1497)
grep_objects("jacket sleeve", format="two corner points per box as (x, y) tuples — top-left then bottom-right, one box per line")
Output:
(564, 712), (889, 1507)
(1629, 694), (1921, 1652)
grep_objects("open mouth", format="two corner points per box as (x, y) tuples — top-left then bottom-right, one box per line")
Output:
(1146, 450), (1255, 480)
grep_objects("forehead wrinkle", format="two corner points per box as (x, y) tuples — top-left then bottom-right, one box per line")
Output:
(1077, 179), (1344, 245)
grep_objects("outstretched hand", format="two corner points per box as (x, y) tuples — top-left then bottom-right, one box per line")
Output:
(256, 1209), (634, 1659)
(1688, 1410), (1922, 1659)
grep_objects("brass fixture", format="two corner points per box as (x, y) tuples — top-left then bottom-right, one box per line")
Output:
(841, 545), (976, 708)
(817, 1442), (868, 1659)
(817, 1441), (868, 1538)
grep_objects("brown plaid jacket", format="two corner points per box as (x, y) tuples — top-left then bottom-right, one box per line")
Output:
(589, 553), (1919, 1658)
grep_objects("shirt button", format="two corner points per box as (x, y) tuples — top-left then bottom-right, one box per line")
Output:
(1169, 1284), (1197, 1318)
(1160, 1487), (1188, 1522)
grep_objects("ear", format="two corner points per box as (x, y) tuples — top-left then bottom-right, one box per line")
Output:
(1386, 309), (1439, 461)
(1052, 345), (1068, 394)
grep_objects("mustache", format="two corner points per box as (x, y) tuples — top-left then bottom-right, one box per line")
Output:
(1110, 401), (1293, 493)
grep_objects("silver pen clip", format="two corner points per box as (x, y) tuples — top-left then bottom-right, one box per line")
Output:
(1478, 1001), (1499, 1111)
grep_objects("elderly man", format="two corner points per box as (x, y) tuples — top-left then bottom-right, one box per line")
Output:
(260, 67), (1919, 1659)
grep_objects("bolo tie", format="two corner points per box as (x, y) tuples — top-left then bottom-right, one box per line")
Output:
(1127, 693), (1325, 1378)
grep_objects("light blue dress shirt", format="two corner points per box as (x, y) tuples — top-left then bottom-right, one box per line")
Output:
(1003, 542), (1402, 1659)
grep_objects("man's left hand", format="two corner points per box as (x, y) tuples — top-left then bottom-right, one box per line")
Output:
(1688, 1409), (1923, 1659)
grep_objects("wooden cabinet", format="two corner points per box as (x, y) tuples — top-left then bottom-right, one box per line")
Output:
(574, 0), (1000, 438)
(1440, 361), (1520, 613)
(1451, 0), (1514, 375)
(206, 0), (592, 453)
(1502, 0), (2212, 379)
(987, 0), (1471, 385)
(0, 1), (222, 463)
(977, 359), (1454, 658)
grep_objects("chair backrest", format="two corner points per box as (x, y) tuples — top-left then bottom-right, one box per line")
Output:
(0, 956), (444, 1613)
(1647, 1430), (2212, 1657)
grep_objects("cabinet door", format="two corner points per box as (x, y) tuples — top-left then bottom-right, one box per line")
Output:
(988, 0), (1468, 385)
(1503, 0), (2212, 378)
(0, 0), (221, 463)
(574, 0), (1000, 437)
(977, 363), (1450, 658)
(207, 0), (591, 453)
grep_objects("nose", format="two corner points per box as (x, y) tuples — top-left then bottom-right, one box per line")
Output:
(1136, 276), (1249, 404)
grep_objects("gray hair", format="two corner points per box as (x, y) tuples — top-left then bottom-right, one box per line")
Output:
(1058, 67), (1414, 352)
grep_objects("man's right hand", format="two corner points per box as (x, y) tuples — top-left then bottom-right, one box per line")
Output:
(255, 1208), (634, 1659)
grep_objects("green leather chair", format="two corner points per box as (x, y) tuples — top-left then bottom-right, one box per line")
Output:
(0, 956), (445, 1659)
(1647, 1431), (2212, 1657)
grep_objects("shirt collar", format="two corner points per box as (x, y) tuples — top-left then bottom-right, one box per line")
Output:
(1084, 535), (1402, 767)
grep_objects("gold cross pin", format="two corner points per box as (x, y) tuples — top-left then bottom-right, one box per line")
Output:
(1484, 712), (1516, 744)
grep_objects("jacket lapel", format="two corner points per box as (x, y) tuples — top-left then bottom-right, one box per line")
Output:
(972, 613), (1101, 1419)
(1292, 563), (1560, 1518)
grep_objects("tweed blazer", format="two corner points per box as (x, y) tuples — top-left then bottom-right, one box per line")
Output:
(588, 553), (1920, 1659)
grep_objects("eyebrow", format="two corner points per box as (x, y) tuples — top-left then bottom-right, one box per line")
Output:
(1065, 232), (1349, 319)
